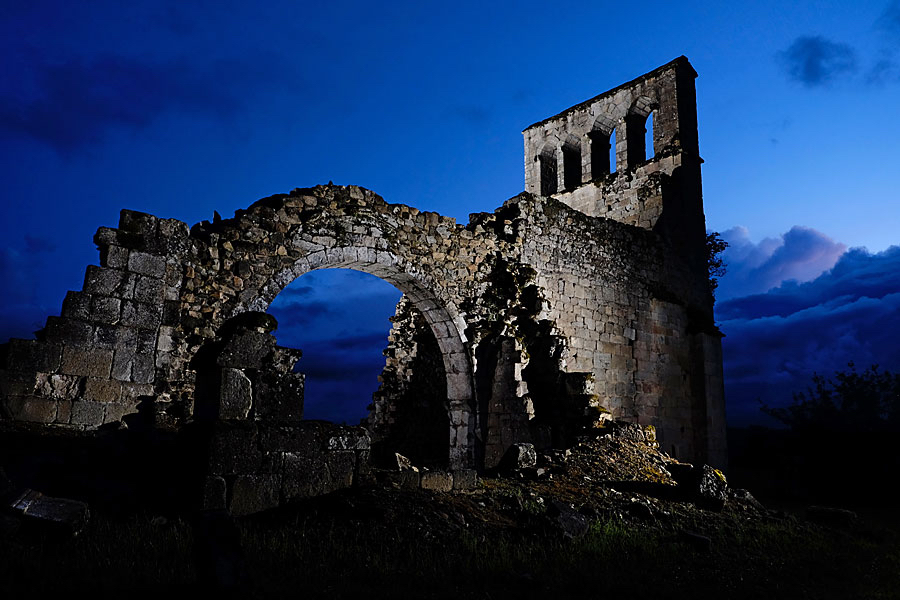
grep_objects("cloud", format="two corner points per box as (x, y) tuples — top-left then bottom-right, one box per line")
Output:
(716, 226), (846, 300)
(292, 337), (392, 424)
(719, 245), (900, 320)
(277, 285), (315, 300)
(719, 245), (900, 425)
(24, 235), (55, 254)
(866, 55), (900, 84)
(0, 52), (288, 153)
(778, 36), (858, 87)
(877, 1), (900, 36)
(268, 300), (333, 328)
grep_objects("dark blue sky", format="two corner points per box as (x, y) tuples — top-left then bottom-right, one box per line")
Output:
(2, 1), (899, 425)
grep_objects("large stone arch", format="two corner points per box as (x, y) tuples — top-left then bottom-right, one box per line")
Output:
(239, 249), (474, 468)
(174, 187), (477, 468)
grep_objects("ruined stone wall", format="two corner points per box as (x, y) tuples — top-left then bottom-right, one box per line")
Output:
(1, 57), (727, 475)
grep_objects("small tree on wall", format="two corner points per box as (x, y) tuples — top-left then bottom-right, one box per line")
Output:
(706, 232), (728, 299)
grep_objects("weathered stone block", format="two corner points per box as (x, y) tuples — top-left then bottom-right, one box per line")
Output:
(209, 423), (261, 475)
(325, 451), (356, 489)
(100, 244), (129, 270)
(131, 353), (155, 384)
(103, 400), (137, 424)
(71, 400), (105, 426)
(420, 471), (453, 492)
(253, 371), (303, 422)
(229, 473), (282, 516)
(128, 251), (166, 278)
(158, 218), (191, 255)
(91, 295), (121, 324)
(156, 325), (176, 352)
(120, 382), (154, 403)
(60, 347), (113, 378)
(83, 265), (132, 297)
(259, 423), (322, 454)
(326, 427), (370, 451)
(119, 209), (158, 237)
(93, 324), (119, 349)
(134, 275), (165, 304)
(61, 291), (91, 321)
(5, 396), (58, 423)
(282, 453), (329, 500)
(383, 470), (420, 490)
(83, 378), (122, 403)
(120, 300), (162, 330)
(55, 399), (72, 424)
(111, 350), (133, 381)
(216, 330), (276, 369)
(452, 469), (479, 490)
(220, 368), (252, 420)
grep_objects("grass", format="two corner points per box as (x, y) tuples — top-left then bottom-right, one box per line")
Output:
(0, 512), (195, 596)
(2, 499), (899, 599)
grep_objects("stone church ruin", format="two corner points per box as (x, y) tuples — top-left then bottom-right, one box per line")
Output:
(0, 57), (726, 514)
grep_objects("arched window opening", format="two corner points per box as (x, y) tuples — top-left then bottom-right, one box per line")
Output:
(609, 128), (617, 173)
(625, 113), (648, 168)
(589, 129), (612, 178)
(645, 111), (655, 160)
(538, 147), (558, 196)
(562, 141), (582, 191)
(267, 268), (402, 424)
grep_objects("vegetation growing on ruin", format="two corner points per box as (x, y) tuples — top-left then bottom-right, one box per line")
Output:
(705, 231), (728, 299)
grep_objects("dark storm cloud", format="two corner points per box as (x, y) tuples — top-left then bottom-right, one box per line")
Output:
(24, 235), (55, 254)
(778, 36), (858, 87)
(277, 285), (315, 300)
(295, 338), (391, 423)
(719, 245), (900, 425)
(267, 300), (333, 327)
(0, 52), (278, 152)
(331, 333), (390, 351)
(717, 226), (846, 300)
(719, 245), (900, 320)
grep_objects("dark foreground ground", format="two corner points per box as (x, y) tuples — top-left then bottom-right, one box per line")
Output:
(2, 424), (899, 599)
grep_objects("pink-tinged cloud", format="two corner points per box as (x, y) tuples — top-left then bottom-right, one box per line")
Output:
(718, 244), (900, 426)
(716, 226), (847, 300)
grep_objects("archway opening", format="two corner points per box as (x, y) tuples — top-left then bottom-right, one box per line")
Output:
(562, 140), (582, 191)
(625, 113), (647, 167)
(589, 128), (614, 178)
(267, 268), (402, 424)
(538, 145), (558, 196)
(266, 266), (457, 468)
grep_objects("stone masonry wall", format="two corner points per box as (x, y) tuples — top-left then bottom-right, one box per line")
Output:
(0, 57), (727, 477)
